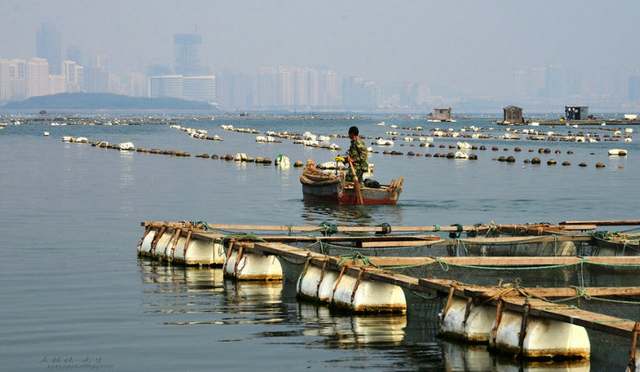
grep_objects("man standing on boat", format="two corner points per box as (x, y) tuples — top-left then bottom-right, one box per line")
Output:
(346, 126), (369, 184)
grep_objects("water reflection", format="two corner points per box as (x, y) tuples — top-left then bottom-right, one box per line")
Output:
(139, 261), (287, 326)
(442, 342), (590, 372)
(297, 302), (407, 346)
(136, 260), (596, 371)
(300, 201), (405, 226)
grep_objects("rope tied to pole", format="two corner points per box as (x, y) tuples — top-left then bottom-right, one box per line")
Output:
(376, 222), (392, 235)
(449, 223), (463, 239)
(319, 221), (338, 236)
(337, 252), (379, 268)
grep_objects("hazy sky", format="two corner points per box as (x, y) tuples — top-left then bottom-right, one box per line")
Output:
(1, 0), (639, 95)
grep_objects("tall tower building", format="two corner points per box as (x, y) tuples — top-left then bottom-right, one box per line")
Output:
(0, 59), (12, 103)
(343, 77), (364, 110)
(174, 34), (202, 76)
(258, 66), (278, 108)
(217, 69), (249, 109)
(26, 58), (50, 97)
(320, 70), (340, 108)
(66, 47), (84, 66)
(37, 23), (62, 74)
(84, 54), (109, 93)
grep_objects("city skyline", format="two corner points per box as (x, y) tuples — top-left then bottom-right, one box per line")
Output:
(1, 1), (640, 111)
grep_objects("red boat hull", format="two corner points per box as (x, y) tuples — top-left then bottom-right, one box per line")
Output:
(300, 172), (402, 205)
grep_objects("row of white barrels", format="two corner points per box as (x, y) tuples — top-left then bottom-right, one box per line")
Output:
(138, 230), (640, 366)
(222, 247), (595, 361)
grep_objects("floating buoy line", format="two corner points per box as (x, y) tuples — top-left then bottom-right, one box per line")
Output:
(14, 111), (629, 168)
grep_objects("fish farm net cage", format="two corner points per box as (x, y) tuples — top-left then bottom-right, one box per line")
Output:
(297, 239), (640, 320)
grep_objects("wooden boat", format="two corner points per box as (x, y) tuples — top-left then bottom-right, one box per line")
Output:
(299, 166), (402, 205)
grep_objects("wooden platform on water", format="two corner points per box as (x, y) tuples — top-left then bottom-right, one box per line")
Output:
(138, 220), (640, 361)
(243, 241), (640, 342)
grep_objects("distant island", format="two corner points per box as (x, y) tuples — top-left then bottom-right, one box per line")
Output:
(1, 93), (216, 112)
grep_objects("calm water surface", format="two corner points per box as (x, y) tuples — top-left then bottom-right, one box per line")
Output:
(1, 114), (638, 371)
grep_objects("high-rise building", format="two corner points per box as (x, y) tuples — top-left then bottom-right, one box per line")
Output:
(37, 23), (62, 74)
(364, 81), (381, 109)
(217, 69), (250, 110)
(293, 68), (309, 107)
(66, 47), (84, 66)
(320, 70), (340, 107)
(183, 76), (216, 103)
(84, 54), (109, 93)
(26, 58), (50, 98)
(174, 34), (202, 76)
(149, 75), (183, 99)
(258, 67), (278, 108)
(277, 66), (294, 107)
(9, 59), (27, 101)
(415, 84), (431, 106)
(62, 61), (84, 93)
(306, 68), (320, 107)
(0, 59), (12, 103)
(343, 77), (364, 109)
(125, 73), (148, 98)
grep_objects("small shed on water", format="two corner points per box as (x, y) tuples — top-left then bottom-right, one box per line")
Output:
(565, 106), (589, 120)
(503, 106), (524, 124)
(434, 107), (452, 121)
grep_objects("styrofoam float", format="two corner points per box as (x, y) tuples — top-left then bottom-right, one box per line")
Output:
(138, 228), (225, 266)
(297, 264), (406, 313)
(223, 248), (282, 281)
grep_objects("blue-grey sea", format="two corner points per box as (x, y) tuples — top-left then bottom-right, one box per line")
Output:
(1, 113), (638, 371)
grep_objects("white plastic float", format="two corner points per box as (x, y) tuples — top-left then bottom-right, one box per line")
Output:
(377, 138), (394, 146)
(628, 346), (640, 372)
(138, 228), (225, 265)
(223, 246), (282, 281)
(275, 154), (290, 168)
(297, 263), (341, 303)
(119, 142), (135, 151)
(489, 309), (590, 359)
(457, 142), (471, 150)
(454, 151), (469, 159)
(440, 298), (591, 359)
(440, 297), (496, 342)
(608, 149), (628, 156)
(297, 264), (406, 313)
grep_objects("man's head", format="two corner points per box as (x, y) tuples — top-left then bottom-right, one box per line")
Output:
(348, 126), (359, 138)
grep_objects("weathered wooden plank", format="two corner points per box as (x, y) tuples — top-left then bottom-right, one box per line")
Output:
(417, 279), (640, 339)
(464, 286), (640, 298)
(556, 224), (597, 230)
(236, 242), (640, 340)
(359, 239), (440, 248)
(397, 256), (640, 266)
(561, 220), (640, 226)
(250, 243), (640, 267)
(500, 298), (638, 339)
(142, 221), (490, 233)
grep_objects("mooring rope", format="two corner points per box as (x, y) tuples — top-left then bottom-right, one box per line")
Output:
(337, 252), (379, 268)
